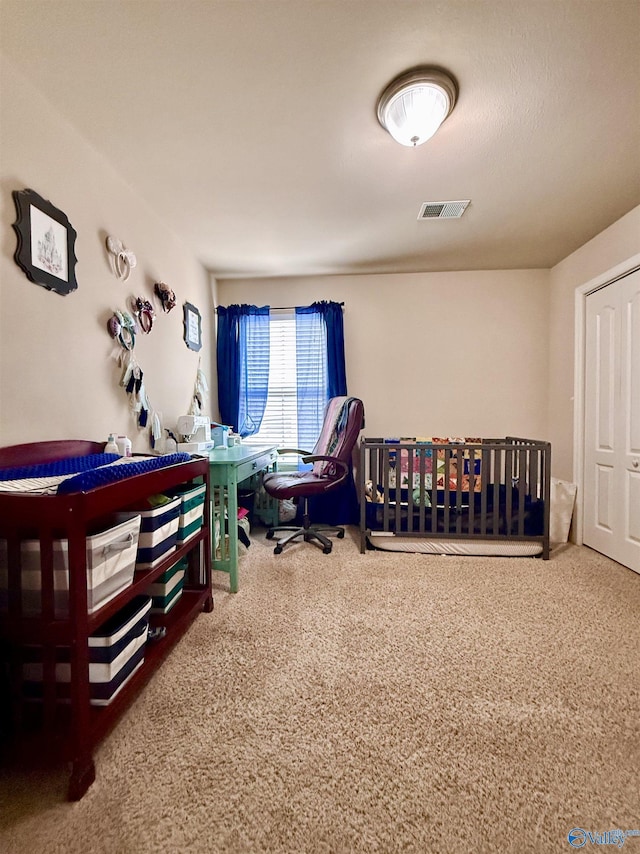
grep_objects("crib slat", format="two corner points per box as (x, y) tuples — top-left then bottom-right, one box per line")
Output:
(406, 445), (414, 534)
(530, 448), (539, 499)
(480, 448), (489, 536)
(418, 445), (426, 534)
(442, 446), (450, 534)
(453, 448), (461, 535)
(492, 448), (501, 535)
(468, 446), (476, 535)
(505, 447), (513, 534)
(518, 448), (527, 535)
(382, 447), (390, 532)
(429, 445), (437, 533)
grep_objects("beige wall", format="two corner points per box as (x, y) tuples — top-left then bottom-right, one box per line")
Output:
(217, 270), (550, 441)
(3, 47), (636, 470)
(0, 57), (215, 451)
(548, 206), (640, 481)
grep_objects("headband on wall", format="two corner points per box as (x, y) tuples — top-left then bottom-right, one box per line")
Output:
(107, 310), (137, 350)
(106, 235), (137, 282)
(132, 296), (155, 334)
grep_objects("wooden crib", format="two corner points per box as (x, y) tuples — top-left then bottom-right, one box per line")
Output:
(359, 436), (551, 558)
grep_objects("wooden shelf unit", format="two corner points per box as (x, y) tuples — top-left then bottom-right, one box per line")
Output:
(0, 442), (212, 800)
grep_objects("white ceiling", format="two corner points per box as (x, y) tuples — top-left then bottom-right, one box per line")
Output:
(2, 0), (639, 279)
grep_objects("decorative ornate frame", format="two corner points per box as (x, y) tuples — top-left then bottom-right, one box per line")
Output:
(12, 188), (78, 296)
(183, 302), (202, 351)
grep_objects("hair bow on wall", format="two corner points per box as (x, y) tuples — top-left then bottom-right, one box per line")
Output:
(106, 235), (137, 282)
(107, 309), (137, 350)
(154, 281), (177, 313)
(131, 296), (155, 334)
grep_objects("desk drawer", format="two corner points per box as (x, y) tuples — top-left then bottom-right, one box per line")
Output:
(235, 449), (278, 483)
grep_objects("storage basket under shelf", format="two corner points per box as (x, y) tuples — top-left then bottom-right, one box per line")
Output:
(0, 515), (142, 618)
(21, 595), (152, 706)
(146, 559), (185, 614)
(116, 496), (181, 569)
(165, 483), (206, 544)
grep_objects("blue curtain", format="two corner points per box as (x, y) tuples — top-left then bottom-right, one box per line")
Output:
(318, 301), (347, 399)
(216, 304), (270, 437)
(293, 301), (355, 526)
(295, 301), (346, 451)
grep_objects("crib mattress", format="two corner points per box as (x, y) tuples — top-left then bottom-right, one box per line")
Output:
(367, 532), (543, 557)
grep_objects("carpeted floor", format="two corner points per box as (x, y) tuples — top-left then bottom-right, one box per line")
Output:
(1, 529), (638, 854)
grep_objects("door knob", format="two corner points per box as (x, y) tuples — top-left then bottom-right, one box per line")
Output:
(633, 460), (639, 468)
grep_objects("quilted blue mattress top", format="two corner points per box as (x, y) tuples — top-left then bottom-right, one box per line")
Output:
(0, 452), (193, 494)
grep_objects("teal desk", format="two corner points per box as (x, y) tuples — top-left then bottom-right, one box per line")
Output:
(208, 444), (278, 592)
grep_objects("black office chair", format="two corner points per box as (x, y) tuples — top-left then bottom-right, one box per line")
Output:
(262, 396), (365, 554)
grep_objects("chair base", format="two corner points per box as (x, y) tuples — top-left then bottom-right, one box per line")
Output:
(266, 512), (345, 555)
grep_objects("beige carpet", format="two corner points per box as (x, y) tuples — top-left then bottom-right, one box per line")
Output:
(1, 530), (639, 854)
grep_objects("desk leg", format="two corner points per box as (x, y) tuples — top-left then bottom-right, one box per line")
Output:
(210, 483), (240, 594)
(227, 474), (239, 593)
(210, 452), (277, 593)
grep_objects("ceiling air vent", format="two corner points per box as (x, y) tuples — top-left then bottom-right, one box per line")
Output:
(418, 199), (470, 220)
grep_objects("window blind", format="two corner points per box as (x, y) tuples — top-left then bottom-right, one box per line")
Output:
(243, 311), (299, 463)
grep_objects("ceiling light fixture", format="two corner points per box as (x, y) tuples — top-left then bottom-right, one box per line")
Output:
(377, 66), (458, 147)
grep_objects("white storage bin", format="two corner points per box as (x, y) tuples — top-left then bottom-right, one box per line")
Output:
(166, 483), (206, 544)
(22, 595), (152, 706)
(0, 515), (141, 618)
(89, 595), (152, 662)
(150, 580), (183, 615)
(24, 621), (147, 684)
(137, 504), (180, 548)
(116, 497), (181, 569)
(146, 560), (185, 614)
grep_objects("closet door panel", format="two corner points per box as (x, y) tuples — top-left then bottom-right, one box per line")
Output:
(584, 269), (640, 574)
(617, 273), (640, 569)
(584, 294), (618, 557)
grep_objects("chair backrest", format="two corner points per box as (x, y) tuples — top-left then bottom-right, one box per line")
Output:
(312, 396), (365, 477)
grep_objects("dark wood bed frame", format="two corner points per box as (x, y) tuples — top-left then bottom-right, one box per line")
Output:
(0, 440), (212, 800)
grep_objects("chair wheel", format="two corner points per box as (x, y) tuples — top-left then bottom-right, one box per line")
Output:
(337, 530), (345, 539)
(274, 545), (283, 554)
(266, 530), (274, 540)
(323, 545), (332, 554)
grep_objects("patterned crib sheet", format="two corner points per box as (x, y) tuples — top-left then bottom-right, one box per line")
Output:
(385, 437), (483, 492)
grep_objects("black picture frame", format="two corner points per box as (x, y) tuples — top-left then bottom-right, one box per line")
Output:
(12, 188), (78, 296)
(183, 302), (202, 351)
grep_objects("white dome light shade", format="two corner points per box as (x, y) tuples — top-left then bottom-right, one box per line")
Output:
(377, 67), (458, 147)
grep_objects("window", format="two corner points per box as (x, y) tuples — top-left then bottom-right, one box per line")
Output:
(243, 310), (328, 465)
(216, 301), (345, 458)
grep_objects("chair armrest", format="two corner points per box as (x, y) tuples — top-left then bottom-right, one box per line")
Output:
(276, 448), (312, 457)
(301, 455), (349, 487)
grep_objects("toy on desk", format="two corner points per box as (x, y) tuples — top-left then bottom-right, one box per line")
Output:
(176, 415), (215, 453)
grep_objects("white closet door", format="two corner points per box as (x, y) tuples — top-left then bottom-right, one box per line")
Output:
(583, 269), (640, 573)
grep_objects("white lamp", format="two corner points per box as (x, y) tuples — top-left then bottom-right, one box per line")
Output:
(377, 67), (458, 147)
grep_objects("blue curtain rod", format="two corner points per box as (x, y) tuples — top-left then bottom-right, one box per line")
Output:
(271, 301), (344, 310)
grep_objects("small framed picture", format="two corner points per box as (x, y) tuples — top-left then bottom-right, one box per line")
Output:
(12, 188), (78, 296)
(183, 302), (202, 351)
